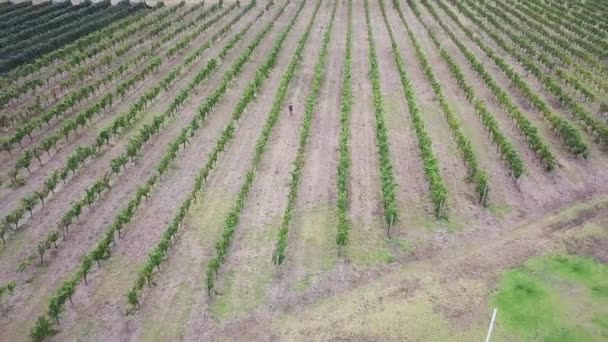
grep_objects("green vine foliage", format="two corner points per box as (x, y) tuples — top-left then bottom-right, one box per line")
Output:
(387, 0), (488, 205)
(403, 1), (525, 180)
(421, 0), (557, 171)
(374, 0), (447, 217)
(336, 0), (353, 247)
(273, 0), (338, 265)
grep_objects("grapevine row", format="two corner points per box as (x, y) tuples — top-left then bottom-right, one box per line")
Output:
(387, 0), (488, 205)
(273, 0), (337, 265)
(6, 4), (201, 178)
(554, 0), (608, 29)
(484, 0), (603, 100)
(205, 0), (319, 296)
(406, 0), (524, 179)
(0, 1), (29, 17)
(364, 0), (400, 226)
(377, 0), (448, 217)
(0, 4), (177, 118)
(29, 1), (278, 337)
(335, 0), (353, 247)
(511, 0), (606, 60)
(1, 2), (162, 88)
(455, 0), (608, 150)
(3, 4), (219, 152)
(0, 8), (153, 107)
(0, 2), (138, 73)
(20, 2), (256, 259)
(130, 0), (308, 306)
(0, 3), (105, 53)
(0, 1), (39, 22)
(421, 1), (557, 170)
(1, 3), (237, 247)
(0, 2), (70, 37)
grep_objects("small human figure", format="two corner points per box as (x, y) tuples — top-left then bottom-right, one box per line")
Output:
(288, 102), (293, 116)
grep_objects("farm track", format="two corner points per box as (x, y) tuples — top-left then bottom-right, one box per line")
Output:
(0, 7), (266, 338)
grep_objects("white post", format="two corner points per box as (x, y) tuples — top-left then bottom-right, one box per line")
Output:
(485, 308), (497, 342)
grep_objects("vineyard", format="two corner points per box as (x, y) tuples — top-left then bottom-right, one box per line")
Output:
(1, 0), (607, 340)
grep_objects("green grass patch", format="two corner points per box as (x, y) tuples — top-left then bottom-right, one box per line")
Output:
(346, 218), (394, 267)
(493, 254), (608, 340)
(488, 202), (511, 220)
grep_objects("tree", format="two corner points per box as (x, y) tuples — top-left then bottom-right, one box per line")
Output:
(0, 224), (6, 244)
(127, 288), (139, 308)
(49, 231), (59, 248)
(21, 195), (38, 218)
(82, 256), (92, 285)
(37, 242), (47, 265)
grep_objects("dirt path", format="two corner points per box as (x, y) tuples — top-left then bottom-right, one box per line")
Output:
(125, 3), (319, 340)
(393, 4), (522, 215)
(202, 0), (329, 331)
(0, 5), (253, 282)
(0, 4), (272, 341)
(276, 0), (345, 307)
(204, 194), (608, 340)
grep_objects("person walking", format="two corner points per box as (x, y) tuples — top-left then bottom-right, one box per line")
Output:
(288, 102), (293, 116)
